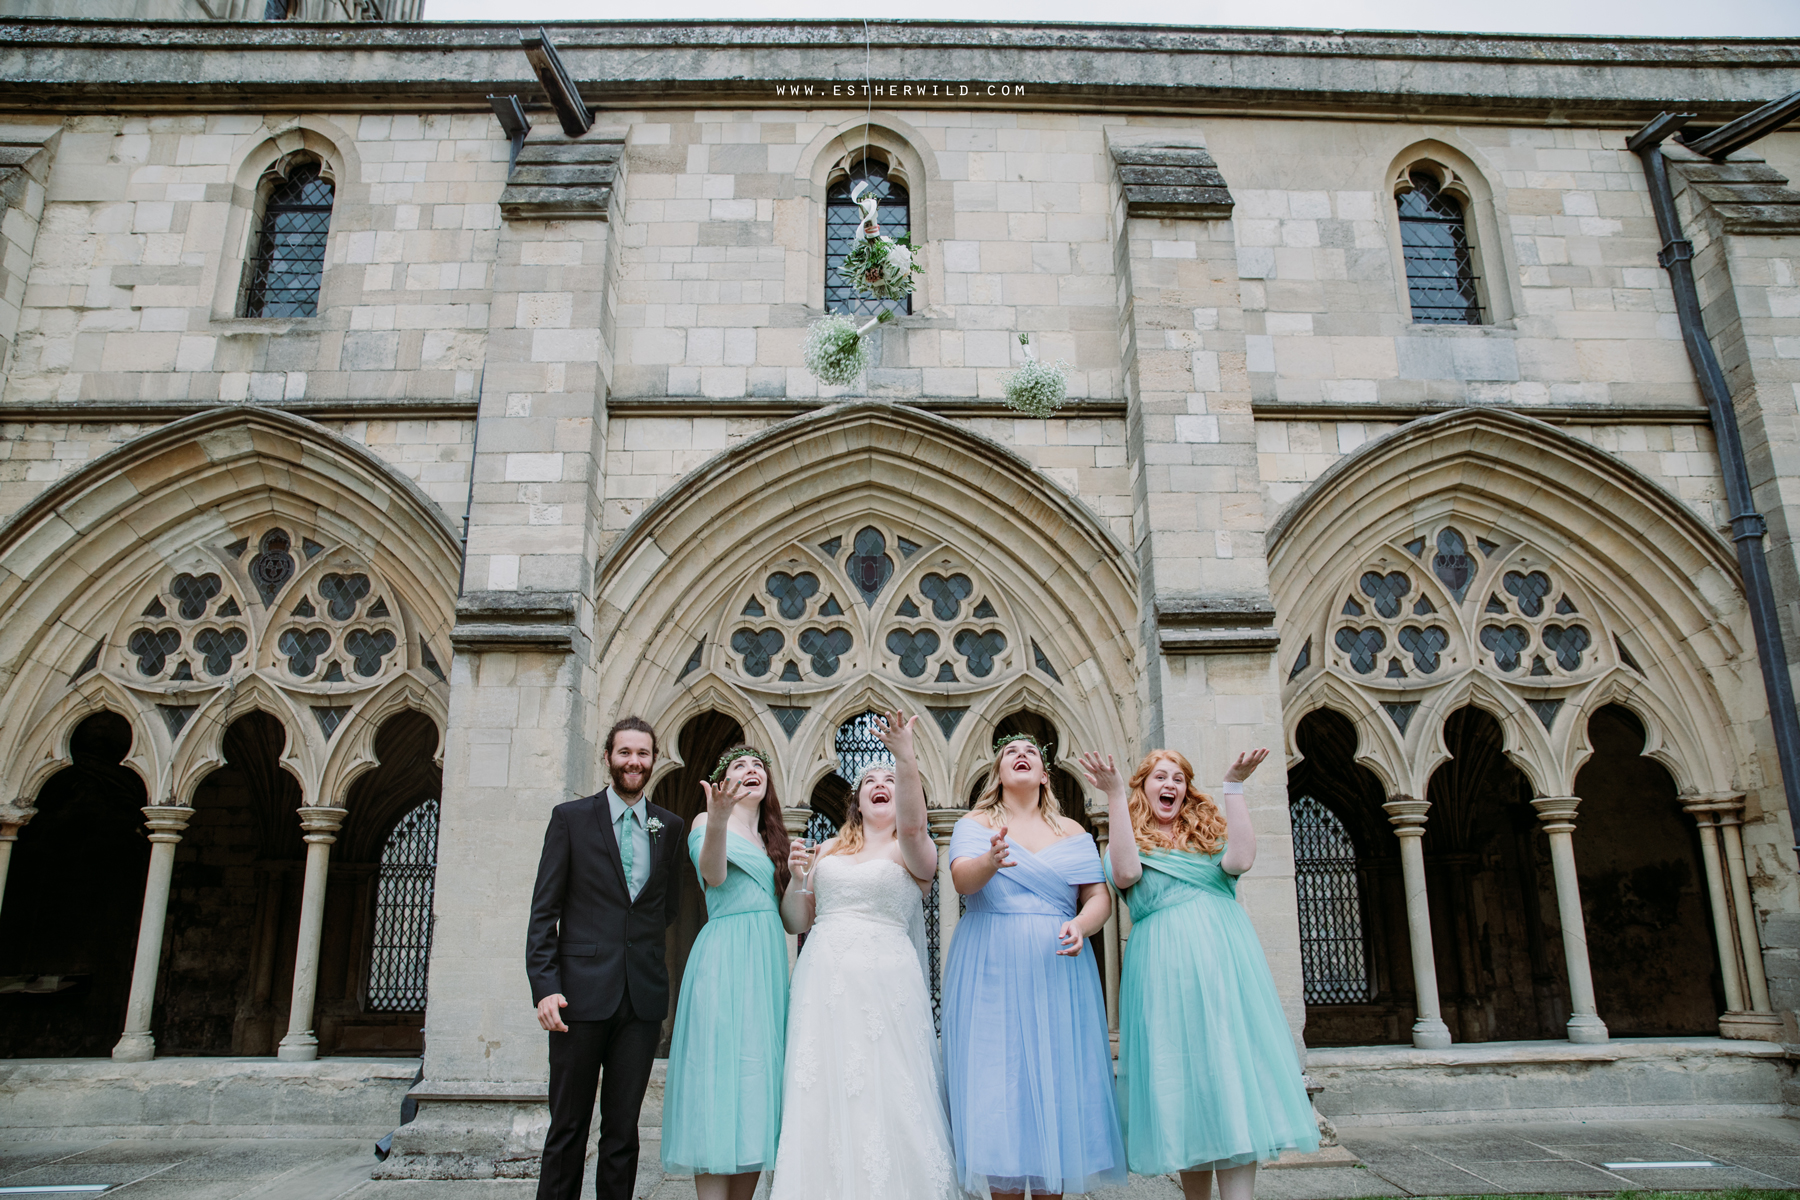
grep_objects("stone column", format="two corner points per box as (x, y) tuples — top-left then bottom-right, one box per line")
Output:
(1717, 803), (1774, 1013)
(1683, 797), (1749, 1016)
(929, 810), (962, 978)
(277, 805), (345, 1062)
(0, 803), (32, 923)
(112, 805), (195, 1063)
(1107, 131), (1303, 1039)
(1381, 797), (1452, 1049)
(1092, 812), (1121, 1036)
(1530, 797), (1608, 1044)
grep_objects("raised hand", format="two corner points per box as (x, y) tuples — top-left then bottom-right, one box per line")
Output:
(872, 709), (918, 759)
(983, 825), (1017, 872)
(1056, 920), (1085, 957)
(1225, 748), (1270, 784)
(701, 774), (743, 821)
(1076, 750), (1124, 797)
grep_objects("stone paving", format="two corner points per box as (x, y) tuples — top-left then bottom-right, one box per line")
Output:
(5, 1118), (1800, 1199)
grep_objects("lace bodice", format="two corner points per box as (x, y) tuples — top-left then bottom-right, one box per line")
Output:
(812, 854), (923, 931)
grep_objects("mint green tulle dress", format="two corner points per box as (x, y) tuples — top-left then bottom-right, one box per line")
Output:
(661, 828), (788, 1176)
(1107, 845), (1319, 1175)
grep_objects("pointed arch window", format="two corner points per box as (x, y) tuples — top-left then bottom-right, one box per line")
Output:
(827, 159), (911, 320)
(1291, 794), (1374, 1004)
(1397, 169), (1482, 325)
(366, 797), (439, 1012)
(241, 158), (333, 318)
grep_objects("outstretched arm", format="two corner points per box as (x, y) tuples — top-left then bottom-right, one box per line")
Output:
(1079, 751), (1139, 890)
(951, 823), (1017, 894)
(1219, 749), (1269, 876)
(876, 710), (938, 884)
(694, 776), (742, 888)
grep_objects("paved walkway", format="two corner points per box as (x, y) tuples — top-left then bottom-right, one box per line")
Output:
(5, 1118), (1800, 1198)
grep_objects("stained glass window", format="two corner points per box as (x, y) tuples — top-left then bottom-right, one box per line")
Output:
(242, 161), (333, 318)
(827, 159), (911, 320)
(1398, 171), (1481, 325)
(367, 798), (439, 1012)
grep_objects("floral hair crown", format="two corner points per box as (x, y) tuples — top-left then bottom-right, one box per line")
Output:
(709, 747), (770, 783)
(850, 757), (897, 792)
(993, 732), (1047, 759)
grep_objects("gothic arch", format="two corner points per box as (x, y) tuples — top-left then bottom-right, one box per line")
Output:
(594, 401), (1137, 811)
(793, 115), (946, 309)
(1271, 407), (1746, 803)
(0, 407), (458, 814)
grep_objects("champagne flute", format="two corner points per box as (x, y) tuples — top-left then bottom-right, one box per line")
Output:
(797, 837), (818, 895)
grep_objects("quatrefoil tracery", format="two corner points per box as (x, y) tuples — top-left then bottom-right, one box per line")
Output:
(1300, 525), (1614, 729)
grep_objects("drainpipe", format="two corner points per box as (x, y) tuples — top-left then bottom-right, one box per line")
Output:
(1627, 105), (1800, 861)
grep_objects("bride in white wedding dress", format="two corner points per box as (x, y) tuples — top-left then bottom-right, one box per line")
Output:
(769, 711), (967, 1200)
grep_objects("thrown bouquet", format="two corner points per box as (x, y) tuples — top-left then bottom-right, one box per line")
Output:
(803, 180), (925, 387)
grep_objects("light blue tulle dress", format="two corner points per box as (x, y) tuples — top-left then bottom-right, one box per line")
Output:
(941, 818), (1126, 1196)
(661, 827), (788, 1176)
(1107, 844), (1319, 1175)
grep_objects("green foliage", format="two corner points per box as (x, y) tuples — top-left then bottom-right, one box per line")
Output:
(839, 234), (924, 300)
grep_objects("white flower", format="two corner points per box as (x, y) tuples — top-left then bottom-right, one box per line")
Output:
(885, 243), (913, 275)
(645, 816), (665, 837)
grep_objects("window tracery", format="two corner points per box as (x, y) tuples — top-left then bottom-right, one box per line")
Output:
(686, 520), (1066, 767)
(1291, 524), (1612, 735)
(101, 527), (445, 747)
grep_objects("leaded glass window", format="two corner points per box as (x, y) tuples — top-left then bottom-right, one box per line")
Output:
(264, 0), (291, 17)
(1291, 794), (1373, 1005)
(1397, 171), (1481, 325)
(366, 798), (439, 1012)
(242, 160), (333, 318)
(827, 160), (911, 320)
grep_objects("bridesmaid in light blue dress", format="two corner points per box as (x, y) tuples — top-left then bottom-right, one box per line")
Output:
(942, 733), (1125, 1199)
(1080, 747), (1317, 1200)
(663, 746), (809, 1200)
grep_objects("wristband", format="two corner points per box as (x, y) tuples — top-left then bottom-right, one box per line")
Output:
(1222, 781), (1244, 794)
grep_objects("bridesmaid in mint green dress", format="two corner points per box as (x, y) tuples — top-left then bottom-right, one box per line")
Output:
(1080, 746), (1317, 1200)
(662, 746), (808, 1200)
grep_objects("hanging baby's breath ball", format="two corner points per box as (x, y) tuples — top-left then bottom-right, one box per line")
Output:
(804, 313), (882, 387)
(1002, 333), (1069, 417)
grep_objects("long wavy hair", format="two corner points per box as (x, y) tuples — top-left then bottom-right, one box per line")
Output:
(970, 738), (1063, 826)
(822, 763), (895, 858)
(716, 745), (791, 893)
(1127, 749), (1225, 854)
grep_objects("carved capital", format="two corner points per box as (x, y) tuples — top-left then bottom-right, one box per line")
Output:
(1382, 796), (1430, 835)
(1680, 792), (1746, 822)
(1531, 795), (1582, 833)
(927, 809), (964, 842)
(296, 805), (346, 842)
(141, 804), (196, 843)
(0, 801), (35, 840)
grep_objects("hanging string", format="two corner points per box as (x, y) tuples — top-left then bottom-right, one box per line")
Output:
(862, 18), (873, 175)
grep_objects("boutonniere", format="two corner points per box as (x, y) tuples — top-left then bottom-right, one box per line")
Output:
(645, 816), (665, 840)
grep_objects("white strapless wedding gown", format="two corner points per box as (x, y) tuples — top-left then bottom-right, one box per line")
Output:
(770, 854), (967, 1200)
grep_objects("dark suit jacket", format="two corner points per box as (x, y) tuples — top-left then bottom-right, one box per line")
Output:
(526, 789), (686, 1023)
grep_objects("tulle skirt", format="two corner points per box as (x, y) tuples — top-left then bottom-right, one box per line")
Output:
(1116, 891), (1319, 1174)
(941, 908), (1125, 1196)
(661, 908), (788, 1175)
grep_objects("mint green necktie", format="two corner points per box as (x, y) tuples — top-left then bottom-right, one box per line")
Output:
(617, 808), (635, 891)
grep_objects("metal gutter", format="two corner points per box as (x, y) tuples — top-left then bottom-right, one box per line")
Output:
(1628, 93), (1800, 854)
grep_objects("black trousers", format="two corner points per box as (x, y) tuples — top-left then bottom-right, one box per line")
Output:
(537, 991), (662, 1200)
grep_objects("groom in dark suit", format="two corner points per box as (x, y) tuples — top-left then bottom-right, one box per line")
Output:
(527, 716), (685, 1200)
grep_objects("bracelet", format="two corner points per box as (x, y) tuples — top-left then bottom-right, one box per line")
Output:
(1222, 781), (1244, 794)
